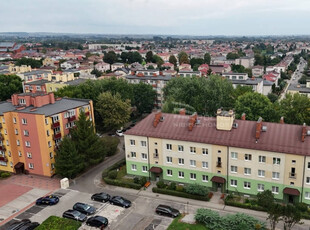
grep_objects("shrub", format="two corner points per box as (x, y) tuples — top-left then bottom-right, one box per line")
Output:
(133, 177), (140, 184)
(102, 159), (126, 178)
(108, 170), (118, 179)
(195, 208), (221, 229)
(176, 185), (184, 192)
(257, 190), (274, 209)
(167, 182), (176, 190)
(152, 187), (209, 201)
(295, 202), (308, 212)
(103, 178), (142, 190)
(139, 177), (147, 186)
(35, 216), (81, 230)
(102, 136), (120, 156)
(156, 180), (166, 189)
(0, 172), (10, 178)
(224, 199), (266, 212)
(185, 183), (208, 196)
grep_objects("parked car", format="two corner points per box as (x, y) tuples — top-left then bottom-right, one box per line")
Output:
(18, 222), (40, 230)
(36, 195), (59, 205)
(155, 205), (180, 218)
(7, 219), (31, 230)
(109, 196), (131, 208)
(115, 130), (123, 137)
(91, 192), (111, 202)
(73, 202), (96, 215)
(86, 216), (109, 228)
(62, 209), (87, 222)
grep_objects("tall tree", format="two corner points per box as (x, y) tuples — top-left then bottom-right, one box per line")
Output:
(226, 52), (240, 60)
(178, 51), (190, 64)
(96, 92), (131, 130)
(267, 203), (283, 230)
(15, 57), (42, 68)
(103, 51), (117, 65)
(146, 51), (153, 63)
(132, 83), (156, 114)
(169, 55), (177, 67)
(152, 55), (164, 67)
(190, 58), (204, 70)
(204, 53), (211, 65)
(282, 205), (303, 230)
(0, 74), (23, 101)
(55, 136), (84, 179)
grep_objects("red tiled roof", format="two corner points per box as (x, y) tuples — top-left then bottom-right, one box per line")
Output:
(283, 187), (300, 196)
(149, 167), (163, 173)
(211, 176), (226, 184)
(126, 113), (310, 156)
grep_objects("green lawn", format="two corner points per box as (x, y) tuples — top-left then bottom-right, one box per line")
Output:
(167, 215), (207, 230)
(35, 216), (81, 230)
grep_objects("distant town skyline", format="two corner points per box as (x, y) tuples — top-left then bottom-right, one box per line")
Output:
(1, 0), (310, 36)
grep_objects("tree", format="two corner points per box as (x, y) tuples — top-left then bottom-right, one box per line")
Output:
(235, 92), (280, 122)
(190, 58), (204, 69)
(103, 51), (117, 65)
(55, 136), (84, 179)
(282, 205), (303, 230)
(232, 85), (253, 100)
(226, 52), (240, 60)
(267, 93), (279, 103)
(152, 55), (164, 67)
(96, 92), (131, 131)
(70, 111), (105, 166)
(204, 53), (211, 64)
(132, 83), (156, 114)
(267, 203), (283, 230)
(0, 74), (23, 101)
(169, 55), (177, 67)
(178, 51), (190, 64)
(145, 51), (153, 63)
(15, 57), (42, 68)
(279, 93), (310, 125)
(91, 68), (103, 78)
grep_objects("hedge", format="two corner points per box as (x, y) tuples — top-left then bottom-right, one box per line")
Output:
(102, 158), (126, 178)
(103, 177), (142, 190)
(0, 171), (11, 178)
(35, 216), (81, 230)
(152, 187), (210, 201)
(224, 199), (267, 212)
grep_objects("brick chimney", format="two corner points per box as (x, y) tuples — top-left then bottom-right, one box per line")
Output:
(179, 108), (186, 115)
(302, 123), (307, 142)
(153, 111), (162, 128)
(188, 113), (197, 131)
(241, 113), (246, 120)
(280, 117), (284, 124)
(256, 117), (263, 140)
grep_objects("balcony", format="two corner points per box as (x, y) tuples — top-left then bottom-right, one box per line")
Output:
(0, 146), (6, 151)
(216, 162), (222, 168)
(85, 111), (90, 116)
(0, 156), (8, 162)
(289, 173), (296, 179)
(153, 153), (159, 158)
(0, 134), (3, 141)
(68, 115), (76, 122)
(51, 122), (60, 129)
(53, 132), (62, 140)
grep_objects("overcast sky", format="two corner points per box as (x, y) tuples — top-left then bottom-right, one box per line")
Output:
(1, 0), (309, 36)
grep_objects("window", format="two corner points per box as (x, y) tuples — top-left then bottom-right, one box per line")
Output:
(47, 130), (50, 136)
(51, 163), (55, 169)
(48, 141), (52, 148)
(202, 148), (208, 155)
(292, 160), (296, 164)
(245, 154), (252, 161)
(231, 165), (237, 173)
(142, 166), (148, 172)
(50, 152), (53, 159)
(178, 145), (184, 152)
(29, 163), (34, 169)
(308, 162), (310, 169)
(305, 192), (310, 200)
(273, 157), (281, 165)
(244, 168), (251, 175)
(131, 164), (137, 171)
(218, 150), (221, 154)
(4, 129), (7, 135)
(190, 160), (196, 167)
(54, 127), (60, 133)
(141, 153), (147, 160)
(231, 152), (238, 159)
(258, 170), (265, 177)
(230, 179), (237, 187)
(27, 152), (32, 158)
(166, 156), (172, 163)
(272, 172), (280, 180)
(141, 141), (147, 147)
(178, 158), (184, 165)
(15, 129), (18, 135)
(52, 116), (59, 123)
(13, 117), (16, 124)
(6, 140), (9, 146)
(272, 186), (279, 194)
(131, 152), (136, 158)
(244, 181), (251, 189)
(257, 184), (265, 191)
(167, 169), (173, 176)
(178, 171), (184, 178)
(16, 140), (20, 146)
(258, 155), (266, 163)
(19, 99), (26, 104)
(190, 147), (196, 153)
(18, 151), (22, 157)
(202, 161), (208, 169)
(64, 112), (69, 119)
(24, 130), (29, 136)
(306, 177), (310, 184)
(190, 173), (196, 180)
(166, 144), (172, 150)
(45, 118), (49, 125)
(22, 118), (27, 124)
(202, 175), (208, 182)
(130, 140), (135, 146)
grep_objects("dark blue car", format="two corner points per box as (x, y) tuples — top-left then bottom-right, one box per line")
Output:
(36, 195), (59, 205)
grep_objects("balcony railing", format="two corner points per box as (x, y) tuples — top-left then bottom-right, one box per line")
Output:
(85, 111), (90, 116)
(68, 115), (76, 122)
(289, 173), (296, 179)
(0, 156), (8, 162)
(216, 162), (222, 168)
(153, 153), (159, 158)
(0, 146), (6, 151)
(53, 132), (62, 140)
(51, 122), (60, 129)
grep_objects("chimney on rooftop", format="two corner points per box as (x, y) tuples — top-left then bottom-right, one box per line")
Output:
(256, 117), (263, 140)
(188, 113), (197, 131)
(280, 117), (284, 124)
(179, 108), (186, 115)
(241, 113), (246, 120)
(153, 111), (162, 128)
(302, 123), (307, 142)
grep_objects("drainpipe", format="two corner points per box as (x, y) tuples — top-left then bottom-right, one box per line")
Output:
(226, 146), (229, 194)
(301, 155), (306, 203)
(147, 137), (151, 182)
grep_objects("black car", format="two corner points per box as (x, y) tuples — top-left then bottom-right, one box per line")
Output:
(36, 195), (59, 205)
(7, 219), (31, 230)
(155, 205), (180, 218)
(109, 196), (131, 208)
(86, 216), (109, 228)
(18, 222), (40, 230)
(73, 202), (96, 215)
(91, 192), (111, 202)
(62, 209), (87, 222)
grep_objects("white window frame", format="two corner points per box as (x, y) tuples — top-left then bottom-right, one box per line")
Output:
(231, 165), (237, 173)
(230, 179), (237, 187)
(305, 192), (310, 200)
(166, 156), (172, 164)
(244, 181), (251, 189)
(25, 141), (30, 147)
(27, 152), (32, 158)
(131, 164), (137, 171)
(272, 172), (280, 180)
(178, 171), (184, 178)
(258, 155), (266, 163)
(244, 168), (251, 175)
(273, 157), (281, 165)
(131, 152), (136, 158)
(245, 154), (252, 161)
(52, 115), (59, 123)
(141, 141), (147, 147)
(190, 173), (196, 180)
(167, 169), (173, 176)
(141, 153), (147, 160)
(202, 161), (208, 169)
(50, 152), (53, 159)
(257, 184), (265, 192)
(24, 130), (29, 136)
(272, 186), (279, 194)
(178, 158), (184, 165)
(13, 117), (17, 124)
(29, 163), (34, 169)
(16, 140), (20, 146)
(142, 166), (148, 172)
(178, 145), (184, 152)
(166, 144), (172, 150)
(18, 151), (22, 157)
(190, 160), (196, 167)
(130, 140), (135, 146)
(231, 152), (238, 159)
(258, 169), (265, 177)
(202, 148), (208, 155)
(202, 175), (208, 182)
(22, 118), (27, 124)
(190, 147), (196, 154)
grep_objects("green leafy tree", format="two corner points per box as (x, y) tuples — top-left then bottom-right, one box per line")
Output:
(235, 92), (280, 122)
(0, 74), (23, 101)
(169, 55), (177, 67)
(132, 83), (156, 114)
(103, 51), (117, 65)
(267, 203), (283, 230)
(226, 52), (240, 60)
(195, 208), (221, 230)
(267, 93), (279, 103)
(55, 136), (84, 179)
(91, 68), (103, 78)
(282, 205), (303, 230)
(96, 92), (131, 130)
(257, 190), (274, 209)
(185, 184), (208, 196)
(232, 85), (253, 100)
(279, 93), (310, 125)
(145, 51), (153, 63)
(70, 111), (105, 166)
(204, 53), (211, 64)
(15, 57), (42, 68)
(152, 55), (164, 67)
(190, 58), (204, 69)
(178, 51), (190, 64)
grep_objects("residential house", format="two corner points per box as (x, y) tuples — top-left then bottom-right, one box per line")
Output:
(235, 57), (255, 68)
(95, 62), (110, 72)
(252, 65), (264, 77)
(111, 63), (125, 72)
